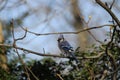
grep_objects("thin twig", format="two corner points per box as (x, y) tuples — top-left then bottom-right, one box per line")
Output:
(88, 31), (103, 44)
(20, 24), (115, 36)
(56, 74), (64, 80)
(110, 0), (115, 9)
(11, 20), (39, 80)
(11, 20), (31, 80)
(96, 0), (120, 27)
(108, 65), (120, 76)
(96, 0), (118, 80)
(15, 27), (27, 41)
(100, 70), (108, 80)
(0, 0), (8, 11)
(85, 15), (103, 44)
(0, 43), (104, 60)
(84, 52), (104, 59)
(27, 67), (39, 80)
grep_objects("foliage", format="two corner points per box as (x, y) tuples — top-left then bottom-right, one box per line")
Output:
(1, 24), (120, 80)
(0, 37), (120, 80)
(0, 0), (120, 80)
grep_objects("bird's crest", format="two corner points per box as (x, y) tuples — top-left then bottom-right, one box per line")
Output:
(57, 34), (64, 41)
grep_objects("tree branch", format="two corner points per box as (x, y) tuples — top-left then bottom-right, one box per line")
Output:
(96, 0), (120, 27)
(20, 24), (115, 36)
(0, 43), (105, 60)
(96, 0), (118, 80)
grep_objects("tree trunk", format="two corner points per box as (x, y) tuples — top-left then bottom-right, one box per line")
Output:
(71, 0), (89, 50)
(0, 21), (8, 71)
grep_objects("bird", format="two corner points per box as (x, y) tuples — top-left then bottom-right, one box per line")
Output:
(57, 34), (78, 63)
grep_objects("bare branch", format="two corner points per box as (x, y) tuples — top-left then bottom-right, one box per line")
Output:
(11, 20), (31, 80)
(11, 20), (39, 80)
(96, 1), (119, 79)
(100, 70), (108, 80)
(0, 43), (105, 60)
(20, 24), (115, 36)
(56, 74), (64, 80)
(96, 0), (120, 27)
(0, 0), (8, 11)
(84, 52), (104, 59)
(110, 0), (115, 9)
(15, 27), (27, 41)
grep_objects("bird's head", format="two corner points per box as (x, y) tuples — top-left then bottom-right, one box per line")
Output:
(57, 34), (64, 42)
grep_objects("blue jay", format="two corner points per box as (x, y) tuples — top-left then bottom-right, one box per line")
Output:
(57, 34), (78, 63)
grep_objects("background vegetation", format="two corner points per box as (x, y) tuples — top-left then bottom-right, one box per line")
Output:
(0, 0), (120, 80)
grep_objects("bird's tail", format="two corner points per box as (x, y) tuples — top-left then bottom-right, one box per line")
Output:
(69, 52), (78, 63)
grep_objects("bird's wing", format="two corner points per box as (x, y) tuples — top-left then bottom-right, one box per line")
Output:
(60, 40), (73, 52)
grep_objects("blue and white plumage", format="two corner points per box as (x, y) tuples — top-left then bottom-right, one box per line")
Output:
(57, 34), (78, 63)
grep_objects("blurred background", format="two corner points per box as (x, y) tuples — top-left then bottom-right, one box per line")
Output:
(0, 0), (120, 60)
